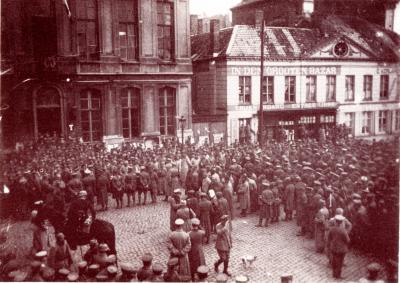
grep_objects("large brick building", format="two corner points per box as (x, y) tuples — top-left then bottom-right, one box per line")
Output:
(1, 0), (192, 147)
(191, 16), (400, 144)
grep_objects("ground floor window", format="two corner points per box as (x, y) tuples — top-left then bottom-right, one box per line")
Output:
(121, 87), (140, 138)
(378, 110), (387, 132)
(361, 111), (372, 135)
(344, 112), (355, 136)
(80, 89), (102, 142)
(159, 87), (176, 135)
(239, 118), (252, 144)
(395, 110), (400, 131)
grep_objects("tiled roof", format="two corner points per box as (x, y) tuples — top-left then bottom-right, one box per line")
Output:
(230, 0), (263, 10)
(191, 15), (400, 62)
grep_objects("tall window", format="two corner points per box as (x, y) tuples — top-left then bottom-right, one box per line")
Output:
(380, 75), (389, 99)
(326, 75), (336, 101)
(239, 76), (251, 104)
(77, 0), (99, 60)
(159, 87), (176, 135)
(363, 75), (373, 100)
(306, 76), (316, 102)
(121, 88), (140, 138)
(395, 110), (400, 131)
(378, 110), (387, 132)
(262, 76), (274, 104)
(157, 0), (174, 60)
(80, 89), (102, 142)
(344, 112), (355, 136)
(345, 75), (354, 101)
(284, 76), (296, 103)
(118, 0), (138, 61)
(361, 111), (372, 135)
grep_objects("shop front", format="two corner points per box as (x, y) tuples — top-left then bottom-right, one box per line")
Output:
(261, 102), (338, 141)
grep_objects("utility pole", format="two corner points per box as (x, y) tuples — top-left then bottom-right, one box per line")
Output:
(258, 14), (265, 146)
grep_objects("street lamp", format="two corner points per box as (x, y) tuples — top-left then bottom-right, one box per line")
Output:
(178, 115), (186, 149)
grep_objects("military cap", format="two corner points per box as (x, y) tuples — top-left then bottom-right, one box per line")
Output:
(13, 271), (28, 282)
(353, 199), (362, 204)
(334, 215), (345, 221)
(216, 273), (229, 282)
(78, 261), (87, 269)
(30, 260), (42, 269)
(167, 257), (179, 266)
(306, 187), (313, 192)
(216, 191), (223, 197)
(351, 193), (361, 199)
(35, 250), (48, 259)
(107, 265), (118, 275)
(192, 218), (200, 226)
(220, 215), (229, 221)
(367, 262), (381, 273)
(173, 188), (181, 194)
(314, 180), (321, 186)
(175, 218), (184, 225)
(187, 190), (195, 195)
(58, 268), (70, 277)
(98, 243), (110, 252)
(200, 192), (207, 197)
(89, 239), (98, 246)
(120, 263), (138, 274)
(152, 263), (163, 273)
(141, 253), (153, 263)
(197, 265), (209, 274)
(88, 264), (100, 273)
(107, 254), (117, 264)
(67, 272), (79, 282)
(235, 275), (249, 283)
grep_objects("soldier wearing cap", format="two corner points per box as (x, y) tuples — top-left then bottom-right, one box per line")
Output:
(198, 192), (212, 244)
(214, 215), (232, 276)
(359, 263), (384, 283)
(163, 258), (180, 282)
(138, 165), (150, 205)
(87, 264), (100, 281)
(96, 169), (109, 211)
(256, 181), (273, 227)
(56, 267), (70, 281)
(41, 267), (55, 282)
(117, 263), (138, 282)
(83, 239), (98, 265)
(77, 261), (88, 281)
(82, 168), (96, 205)
(150, 263), (164, 282)
(48, 232), (73, 270)
(29, 260), (44, 282)
(283, 177), (295, 221)
(137, 253), (153, 281)
(195, 265), (209, 282)
(93, 243), (110, 268)
(326, 214), (350, 279)
(188, 218), (206, 281)
(67, 189), (95, 236)
(124, 166), (137, 207)
(314, 200), (329, 253)
(168, 218), (191, 278)
(67, 272), (79, 282)
(106, 265), (118, 281)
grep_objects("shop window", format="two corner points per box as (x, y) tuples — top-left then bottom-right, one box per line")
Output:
(326, 75), (336, 102)
(118, 0), (138, 61)
(321, 115), (335, 123)
(80, 89), (102, 142)
(306, 76), (316, 102)
(380, 75), (389, 100)
(159, 87), (176, 135)
(262, 76), (274, 104)
(345, 75), (354, 101)
(361, 111), (372, 135)
(157, 0), (174, 60)
(284, 76), (296, 103)
(77, 0), (99, 60)
(363, 75), (373, 101)
(395, 110), (400, 131)
(378, 110), (387, 132)
(239, 76), (251, 104)
(121, 88), (140, 138)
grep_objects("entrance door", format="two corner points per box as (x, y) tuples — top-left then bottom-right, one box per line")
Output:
(37, 108), (61, 135)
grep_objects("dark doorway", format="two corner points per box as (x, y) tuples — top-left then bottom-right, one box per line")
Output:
(37, 107), (61, 136)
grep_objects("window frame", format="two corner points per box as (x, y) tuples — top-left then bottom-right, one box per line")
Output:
(361, 111), (372, 135)
(121, 87), (141, 139)
(262, 76), (274, 104)
(159, 87), (176, 136)
(363, 75), (373, 101)
(378, 110), (387, 132)
(284, 76), (296, 103)
(395, 110), (400, 131)
(326, 75), (336, 102)
(157, 0), (174, 61)
(239, 76), (252, 104)
(345, 75), (355, 101)
(305, 75), (317, 102)
(379, 75), (389, 100)
(76, 0), (99, 60)
(80, 89), (103, 142)
(118, 0), (139, 61)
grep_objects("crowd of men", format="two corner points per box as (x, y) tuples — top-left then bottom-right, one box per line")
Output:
(0, 131), (398, 281)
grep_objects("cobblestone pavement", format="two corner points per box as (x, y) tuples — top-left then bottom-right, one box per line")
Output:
(1, 196), (385, 282)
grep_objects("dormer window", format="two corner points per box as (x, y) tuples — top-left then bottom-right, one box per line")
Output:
(333, 41), (349, 57)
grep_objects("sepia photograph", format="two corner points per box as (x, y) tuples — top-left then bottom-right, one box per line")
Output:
(0, 0), (399, 282)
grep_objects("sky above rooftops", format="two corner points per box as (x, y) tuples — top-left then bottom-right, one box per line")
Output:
(189, 0), (241, 17)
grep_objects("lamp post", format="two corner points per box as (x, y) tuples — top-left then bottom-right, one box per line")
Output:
(258, 12), (265, 146)
(178, 115), (186, 150)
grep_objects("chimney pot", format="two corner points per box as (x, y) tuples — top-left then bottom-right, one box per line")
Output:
(210, 19), (220, 56)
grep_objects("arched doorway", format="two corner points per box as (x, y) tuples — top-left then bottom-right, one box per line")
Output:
(34, 86), (62, 137)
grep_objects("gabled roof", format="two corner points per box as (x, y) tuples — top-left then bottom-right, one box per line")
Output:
(191, 15), (400, 62)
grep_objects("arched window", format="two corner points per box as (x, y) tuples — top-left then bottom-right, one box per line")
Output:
(159, 87), (176, 135)
(80, 89), (102, 142)
(121, 87), (140, 138)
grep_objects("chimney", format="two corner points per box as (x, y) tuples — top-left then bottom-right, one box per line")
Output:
(210, 19), (220, 56)
(198, 19), (204, 34)
(384, 0), (398, 30)
(303, 0), (314, 15)
(190, 15), (199, 35)
(255, 9), (264, 28)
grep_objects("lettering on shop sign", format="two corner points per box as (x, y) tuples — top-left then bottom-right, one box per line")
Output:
(376, 68), (394, 74)
(229, 66), (340, 76)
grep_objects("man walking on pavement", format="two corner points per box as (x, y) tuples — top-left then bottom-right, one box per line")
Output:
(327, 214), (350, 279)
(214, 215), (232, 277)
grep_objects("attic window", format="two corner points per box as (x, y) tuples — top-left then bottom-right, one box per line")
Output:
(333, 41), (349, 57)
